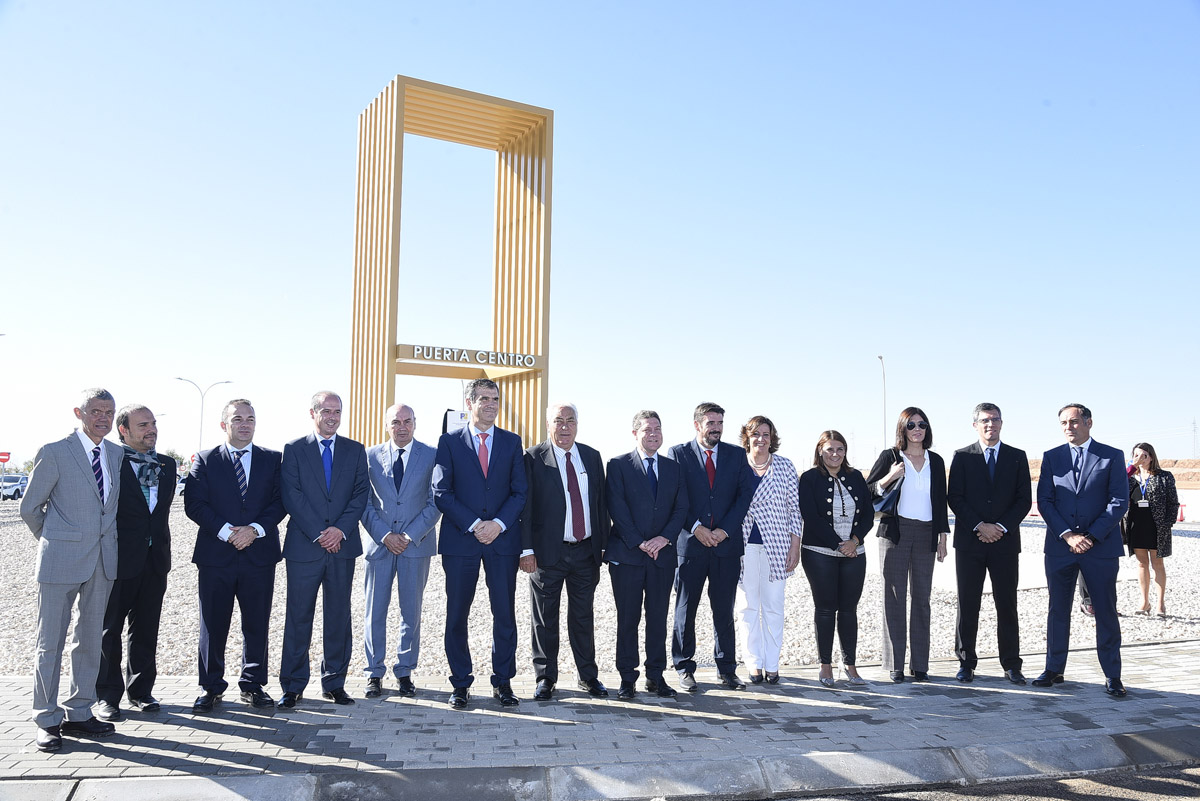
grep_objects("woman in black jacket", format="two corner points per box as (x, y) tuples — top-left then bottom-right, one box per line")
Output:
(866, 407), (949, 682)
(1124, 442), (1179, 618)
(799, 430), (874, 687)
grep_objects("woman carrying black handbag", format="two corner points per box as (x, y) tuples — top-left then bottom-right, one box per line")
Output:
(866, 407), (949, 683)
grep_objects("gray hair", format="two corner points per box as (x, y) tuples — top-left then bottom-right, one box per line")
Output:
(465, 379), (499, 403)
(547, 402), (579, 421)
(79, 388), (114, 408)
(632, 410), (661, 429)
(311, 391), (341, 412)
(972, 402), (1002, 423)
(385, 402), (415, 420)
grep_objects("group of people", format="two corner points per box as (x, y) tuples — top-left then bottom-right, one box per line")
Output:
(20, 383), (1177, 753)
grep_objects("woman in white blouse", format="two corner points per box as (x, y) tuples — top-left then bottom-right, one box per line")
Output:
(736, 415), (802, 684)
(866, 407), (949, 683)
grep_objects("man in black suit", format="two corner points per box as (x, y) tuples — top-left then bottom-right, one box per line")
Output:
(668, 402), (754, 691)
(606, 410), (688, 699)
(520, 403), (609, 700)
(185, 399), (286, 712)
(279, 391), (370, 708)
(96, 405), (175, 721)
(946, 402), (1032, 685)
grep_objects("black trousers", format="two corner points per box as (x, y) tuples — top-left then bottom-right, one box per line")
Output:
(609, 560), (675, 683)
(97, 552), (168, 705)
(672, 549), (740, 675)
(800, 548), (866, 666)
(530, 541), (600, 683)
(954, 549), (1021, 670)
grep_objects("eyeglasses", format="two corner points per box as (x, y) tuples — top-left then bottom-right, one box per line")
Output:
(905, 421), (928, 431)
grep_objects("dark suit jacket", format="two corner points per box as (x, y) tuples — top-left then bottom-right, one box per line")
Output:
(667, 440), (754, 559)
(521, 441), (609, 567)
(946, 442), (1032, 555)
(867, 448), (950, 549)
(280, 433), (370, 562)
(114, 454), (176, 579)
(606, 450), (688, 570)
(186, 444), (285, 568)
(433, 426), (528, 557)
(798, 467), (873, 550)
(1036, 439), (1128, 559)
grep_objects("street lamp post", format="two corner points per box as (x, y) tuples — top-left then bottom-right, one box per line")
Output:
(877, 355), (887, 451)
(176, 377), (232, 454)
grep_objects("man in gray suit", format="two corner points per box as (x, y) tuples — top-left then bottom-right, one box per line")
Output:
(361, 402), (440, 698)
(279, 391), (369, 708)
(21, 388), (123, 752)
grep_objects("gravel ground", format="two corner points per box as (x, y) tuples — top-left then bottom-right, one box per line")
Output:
(1, 500), (1197, 686)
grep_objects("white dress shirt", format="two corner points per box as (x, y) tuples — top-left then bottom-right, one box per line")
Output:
(218, 443), (266, 542)
(550, 441), (592, 542)
(896, 450), (934, 522)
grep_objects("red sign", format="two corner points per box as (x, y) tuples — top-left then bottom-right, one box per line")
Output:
(0, 453), (10, 464)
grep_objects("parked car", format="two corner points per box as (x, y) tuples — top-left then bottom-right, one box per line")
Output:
(1, 475), (28, 501)
(175, 474), (188, 497)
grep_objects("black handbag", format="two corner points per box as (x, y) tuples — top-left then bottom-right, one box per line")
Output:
(873, 449), (903, 517)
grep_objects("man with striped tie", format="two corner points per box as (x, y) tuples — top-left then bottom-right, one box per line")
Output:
(21, 388), (124, 752)
(185, 399), (286, 713)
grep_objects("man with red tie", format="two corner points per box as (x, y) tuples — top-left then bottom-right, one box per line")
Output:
(520, 403), (609, 701)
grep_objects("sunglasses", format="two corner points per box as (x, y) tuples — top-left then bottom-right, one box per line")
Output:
(905, 421), (929, 431)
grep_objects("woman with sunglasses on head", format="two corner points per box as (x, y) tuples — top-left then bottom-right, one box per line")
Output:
(1123, 442), (1178, 618)
(798, 431), (873, 687)
(867, 407), (949, 682)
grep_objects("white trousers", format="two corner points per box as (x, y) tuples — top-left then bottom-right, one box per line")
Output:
(735, 544), (787, 672)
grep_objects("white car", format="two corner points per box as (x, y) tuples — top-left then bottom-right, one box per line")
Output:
(1, 475), (28, 501)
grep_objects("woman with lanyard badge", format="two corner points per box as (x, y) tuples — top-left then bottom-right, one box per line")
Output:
(1124, 442), (1178, 618)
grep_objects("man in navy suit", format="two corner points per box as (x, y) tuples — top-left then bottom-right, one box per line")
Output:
(520, 403), (609, 701)
(185, 399), (285, 712)
(1034, 403), (1129, 696)
(607, 410), (688, 699)
(667, 402), (754, 691)
(946, 402), (1031, 685)
(279, 391), (370, 708)
(361, 402), (440, 699)
(96, 405), (175, 721)
(433, 378), (527, 709)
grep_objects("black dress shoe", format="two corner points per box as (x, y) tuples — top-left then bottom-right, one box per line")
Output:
(449, 687), (469, 709)
(192, 691), (222, 713)
(129, 696), (160, 712)
(322, 688), (355, 705)
(533, 679), (555, 700)
(1004, 669), (1027, 685)
(397, 676), (416, 697)
(578, 678), (609, 697)
(645, 678), (677, 698)
(61, 717), (116, 737)
(36, 725), (62, 752)
(1032, 671), (1065, 688)
(617, 681), (637, 700)
(749, 671), (764, 684)
(679, 671), (698, 692)
(95, 700), (122, 721)
(1105, 678), (1128, 697)
(889, 671), (905, 683)
(909, 670), (930, 682)
(956, 667), (974, 683)
(718, 672), (746, 690)
(278, 691), (302, 709)
(365, 678), (383, 698)
(764, 672), (780, 685)
(240, 688), (275, 708)
(493, 684), (519, 706)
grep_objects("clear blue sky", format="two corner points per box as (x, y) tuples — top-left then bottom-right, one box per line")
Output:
(2, 1), (1198, 469)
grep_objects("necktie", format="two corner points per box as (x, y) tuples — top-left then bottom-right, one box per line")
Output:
(565, 452), (585, 541)
(91, 446), (105, 502)
(232, 449), (248, 499)
(321, 439), (333, 490)
(477, 432), (489, 478)
(393, 448), (405, 493)
(704, 449), (716, 489)
(646, 456), (658, 499)
(1071, 447), (1082, 485)
(138, 463), (153, 505)
(986, 447), (996, 481)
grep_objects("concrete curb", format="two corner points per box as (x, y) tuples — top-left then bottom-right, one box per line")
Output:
(1, 725), (1196, 801)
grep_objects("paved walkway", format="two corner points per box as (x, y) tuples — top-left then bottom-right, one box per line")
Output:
(2, 640), (1198, 800)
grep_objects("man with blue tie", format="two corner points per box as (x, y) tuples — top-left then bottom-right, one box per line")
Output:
(433, 378), (527, 709)
(185, 399), (285, 712)
(668, 402), (755, 692)
(361, 402), (440, 699)
(279, 391), (370, 708)
(607, 411), (688, 699)
(1034, 403), (1129, 696)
